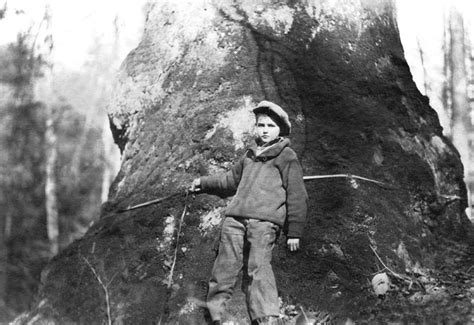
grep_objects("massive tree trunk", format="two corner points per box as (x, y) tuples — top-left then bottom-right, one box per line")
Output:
(20, 0), (472, 324)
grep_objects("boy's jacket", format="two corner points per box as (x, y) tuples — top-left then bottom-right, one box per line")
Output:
(200, 138), (308, 237)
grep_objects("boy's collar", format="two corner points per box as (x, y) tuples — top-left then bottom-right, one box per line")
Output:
(249, 137), (290, 158)
(256, 137), (281, 148)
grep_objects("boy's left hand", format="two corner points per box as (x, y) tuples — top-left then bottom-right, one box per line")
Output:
(287, 238), (300, 251)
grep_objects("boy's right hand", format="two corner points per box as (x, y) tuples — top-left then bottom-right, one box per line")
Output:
(190, 178), (201, 193)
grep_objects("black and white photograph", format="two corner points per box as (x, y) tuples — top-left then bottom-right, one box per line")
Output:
(0, 0), (473, 324)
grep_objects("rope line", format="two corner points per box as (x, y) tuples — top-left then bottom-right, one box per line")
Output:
(119, 174), (461, 213)
(119, 192), (184, 212)
(303, 173), (397, 189)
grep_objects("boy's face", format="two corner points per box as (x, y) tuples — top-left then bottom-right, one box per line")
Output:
(256, 114), (280, 144)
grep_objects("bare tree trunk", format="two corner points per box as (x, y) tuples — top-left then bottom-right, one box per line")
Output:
(45, 111), (59, 255)
(416, 37), (429, 95)
(0, 209), (8, 311)
(37, 4), (60, 255)
(442, 11), (452, 136)
(101, 116), (120, 203)
(100, 15), (121, 203)
(0, 149), (8, 311)
(69, 108), (93, 181)
(467, 23), (474, 220)
(449, 6), (471, 214)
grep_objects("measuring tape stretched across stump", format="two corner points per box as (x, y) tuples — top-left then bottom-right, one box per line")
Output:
(118, 173), (396, 213)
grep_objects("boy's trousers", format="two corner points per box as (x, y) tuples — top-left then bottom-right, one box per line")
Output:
(207, 216), (280, 321)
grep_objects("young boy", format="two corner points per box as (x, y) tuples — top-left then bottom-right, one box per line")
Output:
(191, 100), (308, 324)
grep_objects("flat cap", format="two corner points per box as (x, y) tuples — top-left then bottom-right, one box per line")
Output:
(253, 100), (291, 136)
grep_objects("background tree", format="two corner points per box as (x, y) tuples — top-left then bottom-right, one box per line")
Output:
(39, 4), (60, 256)
(447, 5), (471, 213)
(0, 32), (48, 316)
(0, 2), (143, 320)
(398, 0), (474, 219)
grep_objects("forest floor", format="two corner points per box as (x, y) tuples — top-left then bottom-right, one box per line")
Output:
(3, 195), (472, 325)
(266, 238), (474, 325)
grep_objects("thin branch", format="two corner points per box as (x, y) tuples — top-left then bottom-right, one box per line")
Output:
(299, 306), (310, 323)
(369, 245), (411, 284)
(107, 271), (119, 287)
(82, 257), (113, 325)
